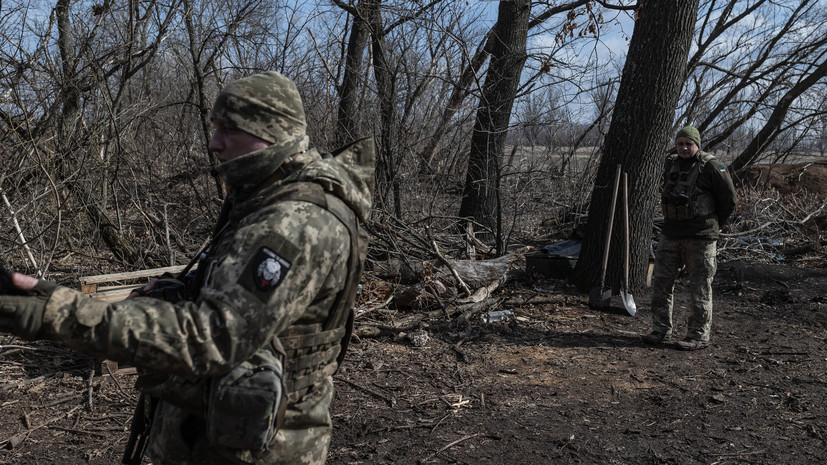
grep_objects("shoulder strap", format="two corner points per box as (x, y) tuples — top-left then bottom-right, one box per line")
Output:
(684, 153), (715, 193)
(663, 154), (679, 184)
(700, 152), (714, 162)
(263, 181), (329, 210)
(265, 181), (365, 366)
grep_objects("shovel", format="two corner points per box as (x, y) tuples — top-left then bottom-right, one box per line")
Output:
(620, 172), (637, 316)
(589, 164), (621, 308)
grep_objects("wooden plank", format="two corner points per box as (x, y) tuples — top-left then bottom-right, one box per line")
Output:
(80, 264), (198, 299)
(80, 282), (98, 296)
(100, 360), (119, 375)
(95, 283), (149, 292)
(90, 288), (141, 302)
(80, 265), (190, 285)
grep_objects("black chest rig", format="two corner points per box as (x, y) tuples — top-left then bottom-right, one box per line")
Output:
(661, 153), (716, 222)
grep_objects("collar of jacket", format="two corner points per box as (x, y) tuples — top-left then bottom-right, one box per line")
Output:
(215, 135), (310, 202)
(676, 150), (706, 168)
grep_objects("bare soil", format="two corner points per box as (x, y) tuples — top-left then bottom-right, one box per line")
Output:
(739, 162), (827, 196)
(0, 259), (825, 465)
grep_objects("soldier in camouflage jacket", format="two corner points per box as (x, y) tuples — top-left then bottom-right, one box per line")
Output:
(0, 71), (375, 465)
(643, 126), (736, 351)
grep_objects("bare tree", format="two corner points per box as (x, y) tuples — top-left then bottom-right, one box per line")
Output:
(458, 0), (531, 251)
(333, 0), (373, 147)
(678, 0), (827, 169)
(729, 56), (827, 172)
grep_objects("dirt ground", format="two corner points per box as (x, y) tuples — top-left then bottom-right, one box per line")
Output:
(0, 258), (825, 465)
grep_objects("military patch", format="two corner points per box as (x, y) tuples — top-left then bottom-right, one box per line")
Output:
(718, 166), (726, 172)
(250, 247), (291, 291)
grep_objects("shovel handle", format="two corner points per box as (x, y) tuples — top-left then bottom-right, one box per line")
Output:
(623, 172), (629, 287)
(599, 164), (622, 287)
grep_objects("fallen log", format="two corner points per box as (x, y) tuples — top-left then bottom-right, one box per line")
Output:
(369, 247), (531, 291)
(354, 298), (505, 339)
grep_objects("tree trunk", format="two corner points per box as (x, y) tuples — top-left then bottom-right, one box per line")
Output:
(56, 0), (80, 146)
(183, 0), (226, 200)
(420, 36), (492, 170)
(85, 203), (148, 266)
(336, 1), (372, 147)
(457, 0), (530, 248)
(571, 0), (700, 292)
(367, 0), (402, 217)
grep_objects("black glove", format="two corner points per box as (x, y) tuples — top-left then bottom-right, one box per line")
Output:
(130, 274), (192, 303)
(0, 279), (58, 340)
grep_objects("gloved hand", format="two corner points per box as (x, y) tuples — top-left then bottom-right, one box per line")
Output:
(0, 263), (29, 296)
(0, 279), (58, 340)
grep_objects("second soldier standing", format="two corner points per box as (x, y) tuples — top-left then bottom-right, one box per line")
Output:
(643, 125), (737, 350)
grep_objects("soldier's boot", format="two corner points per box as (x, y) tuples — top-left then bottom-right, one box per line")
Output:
(642, 332), (671, 344)
(676, 337), (709, 350)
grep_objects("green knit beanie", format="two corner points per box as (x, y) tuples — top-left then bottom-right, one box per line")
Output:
(675, 126), (701, 148)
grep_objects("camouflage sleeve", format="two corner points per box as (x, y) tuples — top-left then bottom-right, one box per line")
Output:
(41, 200), (350, 377)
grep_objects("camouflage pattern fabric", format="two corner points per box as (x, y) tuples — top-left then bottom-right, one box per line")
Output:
(210, 71), (307, 144)
(39, 133), (374, 463)
(649, 235), (717, 342)
(648, 141), (736, 345)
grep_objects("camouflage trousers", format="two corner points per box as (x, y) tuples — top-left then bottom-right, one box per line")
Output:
(650, 235), (717, 342)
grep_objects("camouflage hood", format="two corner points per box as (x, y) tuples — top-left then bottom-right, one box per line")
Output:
(215, 136), (375, 223)
(215, 135), (309, 201)
(294, 137), (375, 223)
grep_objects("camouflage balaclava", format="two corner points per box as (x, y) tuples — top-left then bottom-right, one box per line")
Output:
(676, 125), (701, 148)
(210, 71), (306, 144)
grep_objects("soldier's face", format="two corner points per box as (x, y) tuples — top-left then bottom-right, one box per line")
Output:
(675, 136), (699, 159)
(209, 120), (271, 162)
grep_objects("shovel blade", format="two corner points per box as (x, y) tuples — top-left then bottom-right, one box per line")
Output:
(621, 290), (637, 316)
(589, 286), (612, 308)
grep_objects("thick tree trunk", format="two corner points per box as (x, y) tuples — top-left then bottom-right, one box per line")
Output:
(458, 0), (530, 246)
(420, 37), (492, 170)
(571, 0), (700, 292)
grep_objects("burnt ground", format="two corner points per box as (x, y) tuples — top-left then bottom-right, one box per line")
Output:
(0, 259), (825, 465)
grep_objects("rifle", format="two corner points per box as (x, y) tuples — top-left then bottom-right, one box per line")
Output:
(0, 262), (30, 296)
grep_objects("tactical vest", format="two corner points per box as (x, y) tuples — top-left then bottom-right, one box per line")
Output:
(191, 144), (369, 402)
(662, 152), (717, 222)
(135, 179), (365, 399)
(259, 181), (367, 402)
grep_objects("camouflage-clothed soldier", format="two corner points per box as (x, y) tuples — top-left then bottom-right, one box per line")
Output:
(0, 71), (375, 464)
(643, 126), (736, 350)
